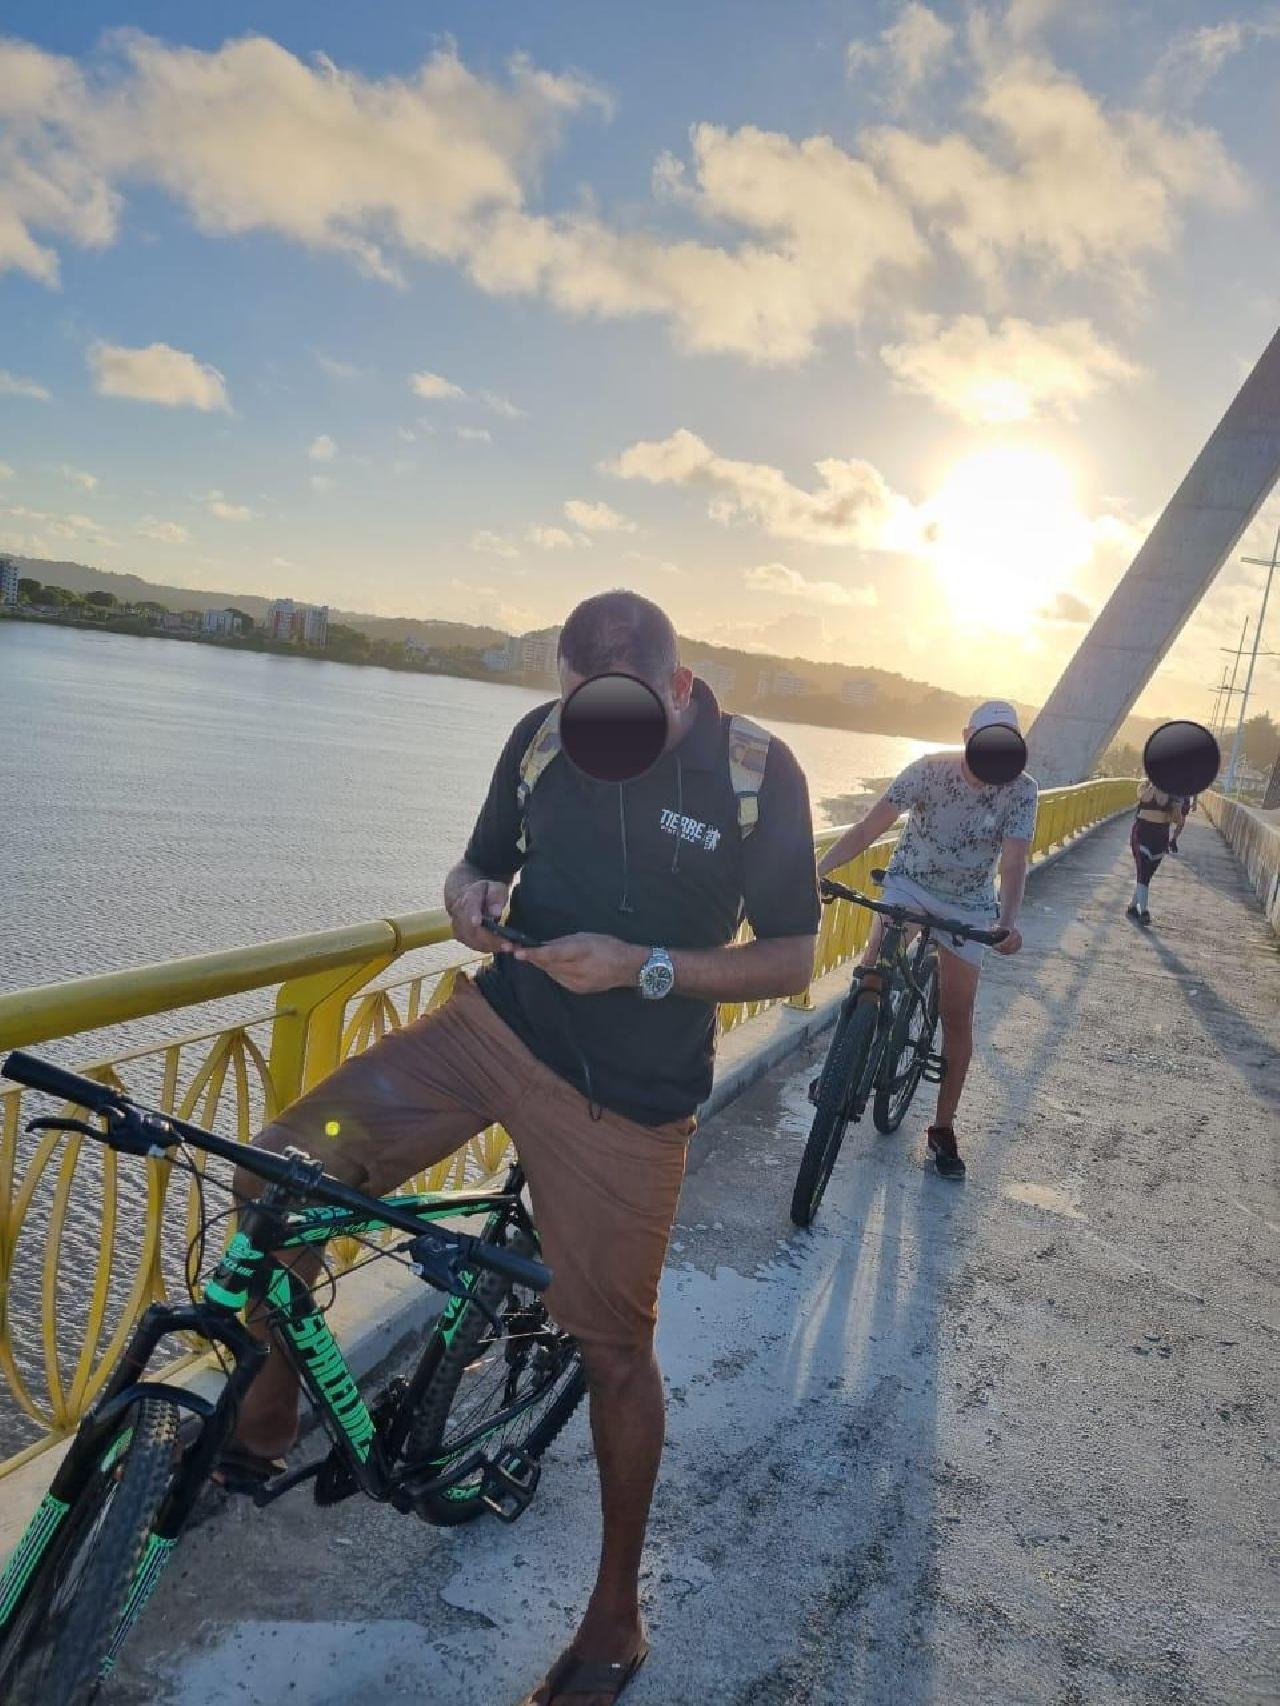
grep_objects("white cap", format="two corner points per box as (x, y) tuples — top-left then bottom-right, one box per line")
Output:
(968, 699), (1020, 734)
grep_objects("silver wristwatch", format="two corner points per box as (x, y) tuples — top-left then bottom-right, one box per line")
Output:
(638, 947), (676, 1001)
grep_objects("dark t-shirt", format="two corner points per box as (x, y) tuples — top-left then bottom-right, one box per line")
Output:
(463, 680), (820, 1124)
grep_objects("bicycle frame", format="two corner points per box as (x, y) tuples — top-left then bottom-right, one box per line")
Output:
(0, 1166), (535, 1660)
(842, 914), (939, 1114)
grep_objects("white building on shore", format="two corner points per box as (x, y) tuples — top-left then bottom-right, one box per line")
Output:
(0, 559), (18, 606)
(265, 599), (329, 645)
(755, 668), (806, 700)
(202, 608), (243, 636)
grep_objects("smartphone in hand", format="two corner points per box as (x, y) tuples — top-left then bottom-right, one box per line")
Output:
(484, 919), (543, 950)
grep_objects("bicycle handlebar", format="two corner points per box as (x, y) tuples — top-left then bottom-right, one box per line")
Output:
(0, 1050), (550, 1294)
(819, 879), (1010, 947)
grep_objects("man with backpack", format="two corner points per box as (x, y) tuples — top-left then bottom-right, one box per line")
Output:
(226, 590), (820, 1705)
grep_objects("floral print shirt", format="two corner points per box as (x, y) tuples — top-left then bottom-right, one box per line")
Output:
(883, 753), (1039, 916)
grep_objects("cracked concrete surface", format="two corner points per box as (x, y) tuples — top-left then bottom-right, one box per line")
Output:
(109, 817), (1278, 1704)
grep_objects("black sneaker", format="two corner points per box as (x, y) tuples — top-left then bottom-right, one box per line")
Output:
(1138, 909), (1152, 928)
(1125, 903), (1140, 920)
(927, 1126), (966, 1179)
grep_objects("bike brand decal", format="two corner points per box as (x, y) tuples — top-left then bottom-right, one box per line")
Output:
(205, 1230), (263, 1310)
(98, 1534), (176, 1677)
(437, 1273), (479, 1348)
(0, 1493), (70, 1626)
(268, 1272), (376, 1461)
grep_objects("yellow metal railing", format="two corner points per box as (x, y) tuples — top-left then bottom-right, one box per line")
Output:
(0, 777), (1133, 1473)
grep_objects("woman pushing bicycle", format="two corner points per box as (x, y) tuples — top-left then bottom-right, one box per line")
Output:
(816, 701), (1038, 1180)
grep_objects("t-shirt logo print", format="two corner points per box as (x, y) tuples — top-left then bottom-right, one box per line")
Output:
(660, 807), (721, 852)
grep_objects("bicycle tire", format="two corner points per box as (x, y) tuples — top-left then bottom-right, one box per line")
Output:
(405, 1227), (586, 1526)
(873, 954), (939, 1135)
(791, 1000), (878, 1227)
(0, 1397), (180, 1706)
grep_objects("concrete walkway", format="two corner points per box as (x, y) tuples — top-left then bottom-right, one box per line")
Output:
(113, 816), (1278, 1706)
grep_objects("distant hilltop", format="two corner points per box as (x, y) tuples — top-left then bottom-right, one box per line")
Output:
(5, 552), (1168, 753)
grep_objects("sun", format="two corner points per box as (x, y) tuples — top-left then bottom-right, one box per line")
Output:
(926, 446), (1093, 632)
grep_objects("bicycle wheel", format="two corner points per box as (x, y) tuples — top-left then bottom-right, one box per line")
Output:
(0, 1397), (180, 1706)
(405, 1226), (586, 1526)
(873, 953), (940, 1135)
(791, 1000), (878, 1227)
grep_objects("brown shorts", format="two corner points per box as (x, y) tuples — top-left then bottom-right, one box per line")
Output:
(252, 974), (693, 1347)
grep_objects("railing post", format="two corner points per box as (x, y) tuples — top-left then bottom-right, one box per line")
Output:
(270, 931), (400, 1107)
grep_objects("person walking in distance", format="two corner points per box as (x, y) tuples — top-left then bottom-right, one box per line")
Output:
(224, 590), (820, 1705)
(816, 701), (1038, 1179)
(1127, 781), (1185, 923)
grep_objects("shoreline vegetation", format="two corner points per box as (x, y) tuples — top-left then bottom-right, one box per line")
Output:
(8, 559), (1274, 776)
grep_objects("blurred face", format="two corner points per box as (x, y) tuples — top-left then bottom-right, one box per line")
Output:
(558, 658), (694, 734)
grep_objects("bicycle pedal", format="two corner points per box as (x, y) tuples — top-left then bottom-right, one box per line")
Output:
(313, 1447), (360, 1507)
(920, 1051), (948, 1085)
(481, 1447), (541, 1523)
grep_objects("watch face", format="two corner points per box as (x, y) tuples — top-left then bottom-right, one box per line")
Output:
(641, 955), (675, 998)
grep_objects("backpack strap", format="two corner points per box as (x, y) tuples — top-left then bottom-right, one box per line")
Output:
(727, 713), (771, 838)
(516, 704), (562, 853)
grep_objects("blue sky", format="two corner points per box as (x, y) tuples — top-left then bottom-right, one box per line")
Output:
(2, 1), (1278, 716)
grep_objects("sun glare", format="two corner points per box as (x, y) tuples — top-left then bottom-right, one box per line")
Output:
(927, 447), (1093, 631)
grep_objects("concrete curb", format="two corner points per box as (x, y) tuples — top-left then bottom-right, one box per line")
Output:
(0, 806), (1130, 1556)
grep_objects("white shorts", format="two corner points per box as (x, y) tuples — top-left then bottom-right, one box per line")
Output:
(876, 872), (995, 967)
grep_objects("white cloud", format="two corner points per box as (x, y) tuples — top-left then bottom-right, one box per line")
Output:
(563, 498), (636, 533)
(0, 36), (603, 287)
(1038, 590), (1092, 624)
(310, 474), (333, 493)
(1004, 0), (1066, 39)
(480, 390), (524, 418)
(477, 122), (926, 362)
(410, 370), (465, 401)
(89, 340), (230, 410)
(470, 529), (520, 558)
(58, 464), (98, 490)
(848, 4), (955, 92)
(455, 425), (491, 443)
(0, 35), (926, 366)
(526, 524), (577, 551)
(880, 313), (1140, 423)
(136, 515), (190, 543)
(867, 61), (1245, 293)
(204, 489), (253, 520)
(0, 30), (1251, 371)
(1145, 20), (1280, 105)
(609, 427), (922, 550)
(744, 562), (877, 608)
(315, 352), (363, 379)
(0, 463), (12, 479)
(0, 369), (51, 400)
(308, 434), (337, 461)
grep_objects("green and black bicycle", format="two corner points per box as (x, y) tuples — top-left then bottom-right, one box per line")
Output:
(0, 1051), (585, 1705)
(790, 871), (1007, 1227)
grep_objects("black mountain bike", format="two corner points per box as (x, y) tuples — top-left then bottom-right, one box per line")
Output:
(790, 872), (1007, 1226)
(0, 1051), (586, 1705)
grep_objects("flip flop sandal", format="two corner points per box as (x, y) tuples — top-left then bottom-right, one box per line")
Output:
(521, 1641), (650, 1705)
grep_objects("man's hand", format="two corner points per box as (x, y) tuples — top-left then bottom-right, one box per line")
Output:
(515, 933), (646, 995)
(993, 925), (1023, 956)
(448, 878), (511, 953)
